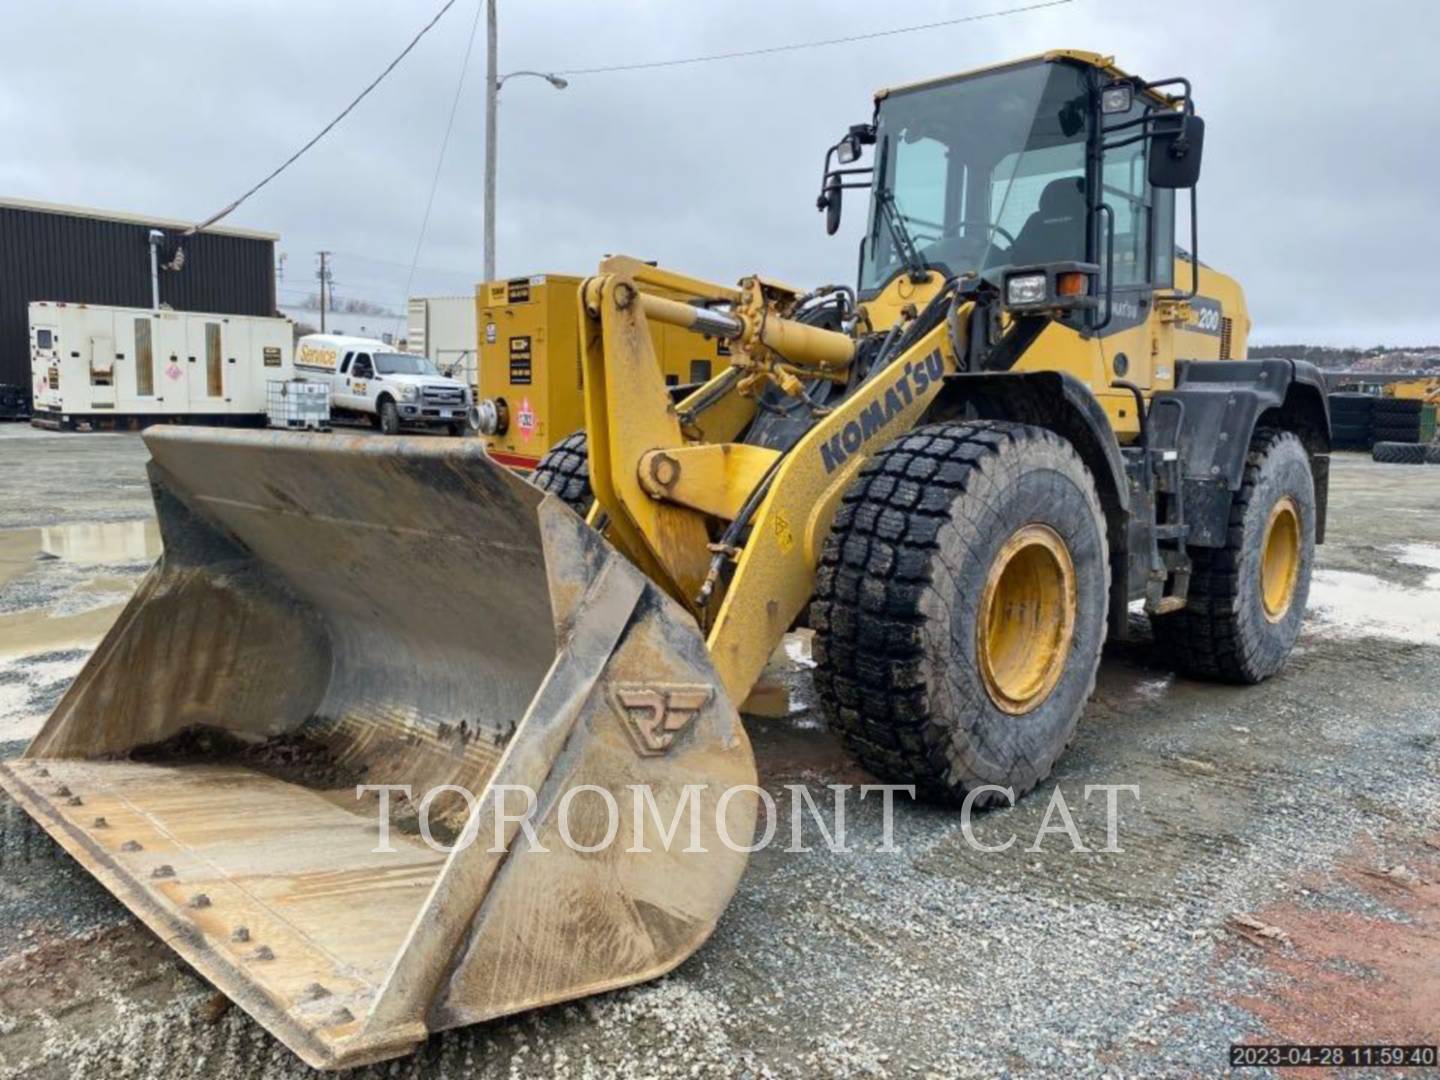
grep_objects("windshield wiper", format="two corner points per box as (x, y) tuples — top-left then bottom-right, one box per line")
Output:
(876, 188), (929, 283)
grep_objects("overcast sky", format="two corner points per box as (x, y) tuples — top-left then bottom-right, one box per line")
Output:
(3, 0), (1436, 346)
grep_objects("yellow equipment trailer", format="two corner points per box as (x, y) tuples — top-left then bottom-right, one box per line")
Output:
(0, 51), (1330, 1069)
(472, 273), (728, 468)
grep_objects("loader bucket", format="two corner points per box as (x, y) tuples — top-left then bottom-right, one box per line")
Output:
(0, 428), (756, 1070)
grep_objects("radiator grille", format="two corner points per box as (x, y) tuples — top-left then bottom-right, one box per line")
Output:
(1219, 316), (1234, 360)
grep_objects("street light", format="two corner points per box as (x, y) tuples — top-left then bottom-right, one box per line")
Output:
(483, 0), (568, 281)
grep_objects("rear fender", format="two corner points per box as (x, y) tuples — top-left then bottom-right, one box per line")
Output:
(1149, 359), (1331, 545)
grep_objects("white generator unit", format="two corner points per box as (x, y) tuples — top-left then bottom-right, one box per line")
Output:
(406, 295), (477, 385)
(29, 301), (294, 430)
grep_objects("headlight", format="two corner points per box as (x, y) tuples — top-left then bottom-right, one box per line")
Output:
(401, 385), (419, 402)
(1006, 273), (1047, 307)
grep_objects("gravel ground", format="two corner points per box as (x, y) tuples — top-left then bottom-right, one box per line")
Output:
(0, 424), (1437, 1078)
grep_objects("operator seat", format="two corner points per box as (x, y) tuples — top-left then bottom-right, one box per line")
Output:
(1007, 176), (1088, 265)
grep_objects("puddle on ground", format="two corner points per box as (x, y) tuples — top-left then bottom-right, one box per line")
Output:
(0, 520), (158, 660)
(0, 520), (160, 590)
(1307, 568), (1440, 647)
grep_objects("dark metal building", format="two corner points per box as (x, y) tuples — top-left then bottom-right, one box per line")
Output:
(0, 198), (277, 417)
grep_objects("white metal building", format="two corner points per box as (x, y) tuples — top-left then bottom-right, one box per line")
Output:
(406, 295), (477, 385)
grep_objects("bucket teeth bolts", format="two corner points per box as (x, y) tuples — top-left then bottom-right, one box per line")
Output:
(120, 840), (143, 852)
(189, 894), (211, 909)
(304, 983), (331, 1001)
(33, 767), (49, 778)
(66, 795), (83, 807)
(151, 864), (175, 879)
(231, 927), (250, 943)
(250, 945), (275, 962)
(325, 1007), (354, 1026)
(92, 816), (108, 828)
(54, 785), (72, 798)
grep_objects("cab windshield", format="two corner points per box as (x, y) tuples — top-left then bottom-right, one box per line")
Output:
(860, 62), (1093, 292)
(374, 352), (440, 376)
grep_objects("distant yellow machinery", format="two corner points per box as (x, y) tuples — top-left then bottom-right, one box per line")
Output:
(1, 50), (1333, 1069)
(472, 273), (726, 468)
(1384, 376), (1440, 403)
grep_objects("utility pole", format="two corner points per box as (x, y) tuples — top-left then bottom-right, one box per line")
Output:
(316, 251), (332, 333)
(483, 0), (498, 283)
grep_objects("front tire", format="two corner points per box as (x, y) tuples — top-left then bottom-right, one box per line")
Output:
(810, 421), (1110, 805)
(530, 431), (593, 517)
(378, 399), (401, 435)
(1153, 429), (1315, 683)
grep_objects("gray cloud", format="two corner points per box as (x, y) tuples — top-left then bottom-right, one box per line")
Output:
(4, 0), (1436, 345)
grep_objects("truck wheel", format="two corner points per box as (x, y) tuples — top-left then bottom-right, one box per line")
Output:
(1153, 429), (1314, 683)
(810, 421), (1109, 805)
(378, 400), (401, 435)
(530, 431), (593, 517)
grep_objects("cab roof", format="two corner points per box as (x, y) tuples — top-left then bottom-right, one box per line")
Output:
(875, 49), (1172, 106)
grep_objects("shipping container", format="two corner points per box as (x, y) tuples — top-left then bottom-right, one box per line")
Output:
(0, 197), (278, 418)
(29, 301), (293, 429)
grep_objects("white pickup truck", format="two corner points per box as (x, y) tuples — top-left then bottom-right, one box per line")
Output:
(295, 333), (472, 435)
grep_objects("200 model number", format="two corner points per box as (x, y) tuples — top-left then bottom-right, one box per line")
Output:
(1230, 1045), (1438, 1068)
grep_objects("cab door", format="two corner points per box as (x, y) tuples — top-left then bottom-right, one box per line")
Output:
(330, 351), (355, 410)
(344, 352), (374, 411)
(1093, 100), (1176, 439)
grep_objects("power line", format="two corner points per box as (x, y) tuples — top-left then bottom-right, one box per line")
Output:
(186, 0), (461, 236)
(553, 0), (1075, 76)
(329, 249), (479, 279)
(402, 0), (485, 309)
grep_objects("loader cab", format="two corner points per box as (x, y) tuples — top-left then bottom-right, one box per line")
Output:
(817, 51), (1203, 331)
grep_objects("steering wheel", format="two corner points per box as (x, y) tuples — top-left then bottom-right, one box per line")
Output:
(951, 220), (1015, 245)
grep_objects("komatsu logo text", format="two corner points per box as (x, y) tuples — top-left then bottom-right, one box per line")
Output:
(820, 349), (944, 474)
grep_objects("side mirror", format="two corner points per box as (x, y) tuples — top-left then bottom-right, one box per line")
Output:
(1148, 112), (1205, 189)
(836, 133), (862, 165)
(822, 174), (843, 235)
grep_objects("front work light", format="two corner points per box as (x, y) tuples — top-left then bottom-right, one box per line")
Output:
(1101, 82), (1134, 114)
(1006, 273), (1048, 306)
(1001, 262), (1100, 315)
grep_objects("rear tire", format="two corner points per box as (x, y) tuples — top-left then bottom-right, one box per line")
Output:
(1153, 429), (1314, 683)
(530, 431), (593, 517)
(378, 400), (401, 436)
(810, 421), (1110, 805)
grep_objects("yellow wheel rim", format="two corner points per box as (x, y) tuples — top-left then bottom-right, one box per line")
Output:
(1260, 496), (1301, 622)
(977, 524), (1078, 715)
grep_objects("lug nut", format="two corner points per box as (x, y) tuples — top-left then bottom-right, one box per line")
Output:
(67, 795), (83, 807)
(325, 1007), (354, 1026)
(92, 816), (108, 829)
(54, 785), (72, 798)
(151, 864), (175, 879)
(189, 894), (211, 909)
(34, 767), (50, 778)
(303, 982), (331, 1001)
(121, 840), (143, 852)
(249, 945), (275, 962)
(231, 927), (250, 943)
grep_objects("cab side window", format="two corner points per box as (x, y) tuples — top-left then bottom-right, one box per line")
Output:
(352, 353), (374, 379)
(1101, 99), (1176, 290)
(340, 352), (353, 375)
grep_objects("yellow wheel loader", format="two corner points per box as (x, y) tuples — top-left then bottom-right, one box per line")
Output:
(0, 50), (1330, 1068)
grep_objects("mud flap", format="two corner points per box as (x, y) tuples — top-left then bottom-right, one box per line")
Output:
(0, 428), (756, 1069)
